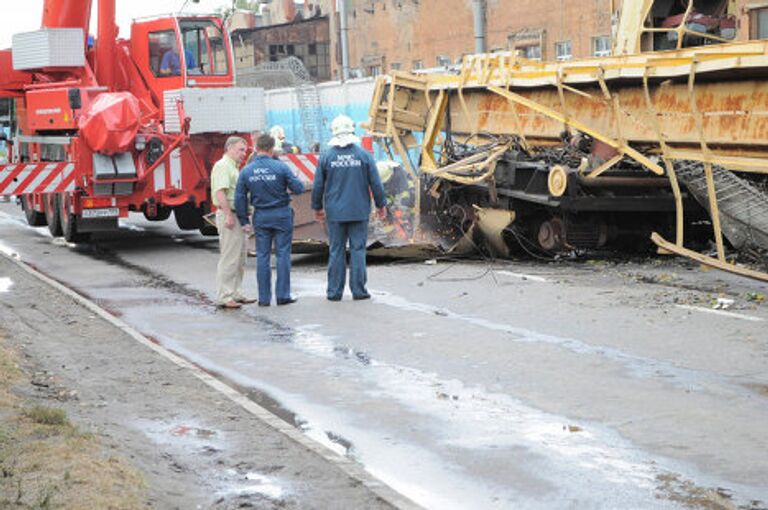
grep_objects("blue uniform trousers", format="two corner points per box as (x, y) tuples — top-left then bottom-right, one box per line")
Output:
(253, 207), (293, 304)
(327, 220), (369, 300)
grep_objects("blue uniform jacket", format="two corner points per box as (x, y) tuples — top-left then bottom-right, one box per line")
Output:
(311, 145), (387, 222)
(235, 155), (305, 226)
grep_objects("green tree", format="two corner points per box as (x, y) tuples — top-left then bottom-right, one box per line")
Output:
(215, 0), (262, 18)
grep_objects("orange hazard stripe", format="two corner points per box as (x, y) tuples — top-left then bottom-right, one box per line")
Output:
(283, 154), (317, 182)
(0, 165), (25, 193)
(37, 163), (66, 192)
(52, 165), (77, 193)
(15, 165), (47, 195)
(289, 157), (316, 181)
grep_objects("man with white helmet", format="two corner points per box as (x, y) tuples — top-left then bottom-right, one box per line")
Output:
(269, 125), (295, 155)
(311, 115), (387, 301)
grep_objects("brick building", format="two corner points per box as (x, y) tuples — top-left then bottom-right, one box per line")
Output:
(231, 16), (332, 81)
(254, 0), (768, 79)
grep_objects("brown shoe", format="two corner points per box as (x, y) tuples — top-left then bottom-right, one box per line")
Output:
(220, 300), (242, 309)
(236, 297), (258, 304)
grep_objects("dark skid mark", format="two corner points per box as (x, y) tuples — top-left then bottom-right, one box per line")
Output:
(79, 244), (213, 304)
(78, 243), (297, 337)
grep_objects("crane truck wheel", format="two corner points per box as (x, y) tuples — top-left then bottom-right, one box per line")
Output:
(173, 203), (204, 230)
(142, 206), (172, 222)
(59, 193), (90, 243)
(45, 194), (63, 237)
(21, 195), (47, 227)
(199, 224), (218, 236)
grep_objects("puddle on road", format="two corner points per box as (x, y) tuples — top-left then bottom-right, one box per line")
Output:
(8, 212), (759, 510)
(215, 469), (288, 504)
(135, 417), (291, 506)
(95, 268), (767, 510)
(0, 277), (12, 293)
(136, 418), (223, 453)
(122, 304), (768, 510)
(292, 278), (758, 399)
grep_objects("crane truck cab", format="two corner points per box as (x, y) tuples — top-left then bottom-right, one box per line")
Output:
(132, 15), (235, 101)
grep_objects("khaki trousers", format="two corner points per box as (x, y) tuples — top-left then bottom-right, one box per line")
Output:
(216, 210), (247, 304)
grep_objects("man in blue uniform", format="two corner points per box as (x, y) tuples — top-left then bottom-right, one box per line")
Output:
(311, 115), (387, 301)
(235, 134), (305, 306)
(160, 45), (197, 76)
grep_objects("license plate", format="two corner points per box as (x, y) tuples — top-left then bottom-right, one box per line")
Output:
(82, 207), (119, 219)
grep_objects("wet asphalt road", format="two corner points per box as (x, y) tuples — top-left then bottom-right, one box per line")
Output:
(1, 201), (768, 510)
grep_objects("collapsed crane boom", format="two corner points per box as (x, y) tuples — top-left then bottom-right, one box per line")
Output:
(367, 38), (768, 280)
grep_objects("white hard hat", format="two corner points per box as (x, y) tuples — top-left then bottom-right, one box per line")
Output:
(270, 125), (285, 141)
(331, 115), (355, 137)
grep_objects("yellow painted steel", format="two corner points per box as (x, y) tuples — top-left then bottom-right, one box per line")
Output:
(547, 165), (568, 197)
(652, 233), (768, 283)
(367, 37), (768, 281)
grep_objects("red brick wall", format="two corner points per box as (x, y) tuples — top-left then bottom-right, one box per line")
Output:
(260, 0), (759, 79)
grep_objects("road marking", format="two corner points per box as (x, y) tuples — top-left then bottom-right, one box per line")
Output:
(675, 304), (765, 322)
(496, 270), (549, 283)
(0, 251), (419, 510)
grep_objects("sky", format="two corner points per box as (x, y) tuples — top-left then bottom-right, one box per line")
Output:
(0, 1), (235, 48)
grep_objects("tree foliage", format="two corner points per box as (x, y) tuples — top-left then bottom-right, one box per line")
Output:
(215, 0), (262, 17)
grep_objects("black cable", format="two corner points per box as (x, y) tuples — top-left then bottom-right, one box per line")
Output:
(505, 225), (557, 262)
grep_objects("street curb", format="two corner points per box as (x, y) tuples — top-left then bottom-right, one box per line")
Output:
(1, 251), (422, 510)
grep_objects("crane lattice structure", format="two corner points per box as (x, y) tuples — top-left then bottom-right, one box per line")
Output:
(238, 56), (327, 149)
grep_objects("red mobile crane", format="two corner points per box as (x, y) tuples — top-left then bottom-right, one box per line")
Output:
(0, 0), (263, 241)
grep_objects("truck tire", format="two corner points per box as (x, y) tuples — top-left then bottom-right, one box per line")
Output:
(199, 223), (218, 236)
(22, 195), (47, 226)
(59, 193), (90, 243)
(45, 194), (63, 237)
(143, 205), (172, 222)
(174, 203), (204, 230)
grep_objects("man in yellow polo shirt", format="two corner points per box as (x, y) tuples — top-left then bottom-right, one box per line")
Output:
(211, 136), (255, 308)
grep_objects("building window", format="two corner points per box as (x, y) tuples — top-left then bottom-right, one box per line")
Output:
(555, 40), (572, 61)
(390, 62), (402, 71)
(436, 55), (451, 67)
(368, 65), (382, 77)
(412, 60), (424, 70)
(592, 35), (611, 56)
(520, 45), (541, 61)
(751, 7), (768, 39)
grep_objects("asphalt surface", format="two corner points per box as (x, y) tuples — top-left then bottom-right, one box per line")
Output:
(0, 253), (404, 510)
(1, 200), (767, 509)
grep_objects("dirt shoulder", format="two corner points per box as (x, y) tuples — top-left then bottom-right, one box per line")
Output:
(0, 255), (400, 509)
(0, 329), (146, 509)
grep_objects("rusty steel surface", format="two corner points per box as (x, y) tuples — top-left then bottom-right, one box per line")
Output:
(448, 80), (768, 150)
